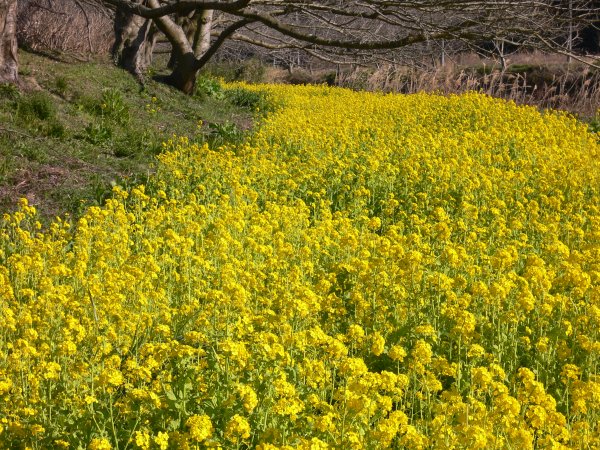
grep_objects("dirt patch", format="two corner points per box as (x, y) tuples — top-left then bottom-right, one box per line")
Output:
(0, 161), (92, 218)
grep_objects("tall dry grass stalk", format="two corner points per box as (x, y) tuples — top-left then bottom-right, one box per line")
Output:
(17, 0), (113, 57)
(338, 63), (600, 118)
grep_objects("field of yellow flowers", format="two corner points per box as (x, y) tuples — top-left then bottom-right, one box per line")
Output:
(1, 84), (599, 449)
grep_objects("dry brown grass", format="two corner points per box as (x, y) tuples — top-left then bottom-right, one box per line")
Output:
(262, 52), (600, 119)
(335, 53), (600, 118)
(17, 0), (113, 57)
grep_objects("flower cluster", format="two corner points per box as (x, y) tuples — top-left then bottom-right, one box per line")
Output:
(0, 84), (599, 448)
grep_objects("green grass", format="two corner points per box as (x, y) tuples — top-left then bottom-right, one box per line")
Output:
(0, 51), (256, 222)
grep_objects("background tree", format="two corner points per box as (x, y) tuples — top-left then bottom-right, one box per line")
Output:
(111, 1), (158, 82)
(2, 0), (597, 92)
(1, 0), (114, 84)
(0, 0), (18, 84)
(18, 0), (113, 56)
(100, 0), (599, 94)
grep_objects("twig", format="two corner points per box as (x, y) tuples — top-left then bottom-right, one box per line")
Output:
(0, 127), (36, 140)
(73, 0), (95, 53)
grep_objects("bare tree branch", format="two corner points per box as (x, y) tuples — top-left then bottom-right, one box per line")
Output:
(93, 0), (599, 93)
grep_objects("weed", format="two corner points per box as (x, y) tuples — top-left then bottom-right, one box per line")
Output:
(113, 129), (160, 158)
(65, 173), (115, 215)
(589, 115), (600, 135)
(0, 83), (20, 100)
(18, 66), (32, 77)
(195, 76), (225, 100)
(0, 156), (13, 183)
(20, 143), (49, 163)
(16, 92), (56, 122)
(225, 88), (272, 113)
(99, 88), (130, 125)
(44, 119), (67, 139)
(324, 72), (337, 86)
(54, 76), (69, 97)
(77, 89), (130, 125)
(237, 59), (267, 84)
(88, 173), (115, 206)
(207, 121), (244, 146)
(83, 121), (113, 145)
(74, 94), (97, 114)
(112, 145), (134, 158)
(144, 95), (161, 115)
(334, 62), (600, 117)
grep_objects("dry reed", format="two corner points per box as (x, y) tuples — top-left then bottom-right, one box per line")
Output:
(338, 62), (600, 118)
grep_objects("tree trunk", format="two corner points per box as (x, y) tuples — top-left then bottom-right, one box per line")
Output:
(167, 11), (208, 69)
(166, 52), (199, 94)
(146, 0), (200, 94)
(167, 13), (191, 69)
(112, 5), (157, 83)
(135, 0), (245, 95)
(0, 0), (18, 85)
(193, 9), (213, 57)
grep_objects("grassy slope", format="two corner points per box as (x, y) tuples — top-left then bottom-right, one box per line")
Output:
(0, 51), (254, 221)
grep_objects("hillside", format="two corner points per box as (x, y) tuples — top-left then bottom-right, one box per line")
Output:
(0, 82), (599, 448)
(0, 51), (256, 221)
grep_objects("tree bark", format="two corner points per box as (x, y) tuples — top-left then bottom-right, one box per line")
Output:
(167, 12), (196, 69)
(164, 9), (213, 92)
(166, 51), (198, 94)
(112, 0), (249, 94)
(146, 0), (200, 93)
(193, 9), (213, 58)
(166, 11), (212, 69)
(0, 0), (18, 85)
(111, 3), (158, 83)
